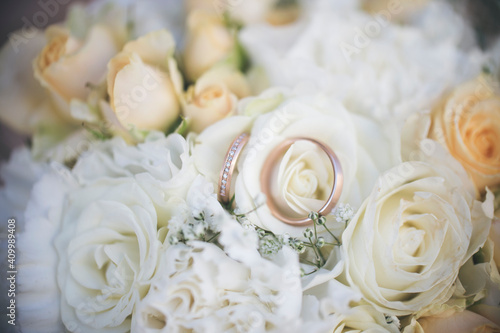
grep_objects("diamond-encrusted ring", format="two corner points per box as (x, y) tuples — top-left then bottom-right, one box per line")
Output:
(218, 133), (249, 204)
(260, 137), (343, 226)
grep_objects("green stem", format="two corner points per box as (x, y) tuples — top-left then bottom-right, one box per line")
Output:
(303, 268), (319, 276)
(206, 232), (221, 243)
(308, 237), (325, 267)
(302, 259), (319, 267)
(313, 218), (319, 240)
(323, 225), (341, 245)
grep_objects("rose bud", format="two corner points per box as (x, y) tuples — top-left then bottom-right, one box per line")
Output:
(183, 66), (250, 133)
(183, 10), (235, 82)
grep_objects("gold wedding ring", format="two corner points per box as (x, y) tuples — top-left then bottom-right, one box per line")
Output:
(260, 138), (343, 226)
(218, 133), (249, 204)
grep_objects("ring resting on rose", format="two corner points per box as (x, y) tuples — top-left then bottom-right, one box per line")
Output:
(218, 133), (344, 226)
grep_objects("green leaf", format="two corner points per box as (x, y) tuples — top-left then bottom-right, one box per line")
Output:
(174, 117), (190, 136)
(472, 248), (486, 265)
(165, 116), (184, 136)
(221, 36), (251, 73)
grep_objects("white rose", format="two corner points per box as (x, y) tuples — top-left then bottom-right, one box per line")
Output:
(107, 30), (181, 132)
(194, 90), (399, 238)
(183, 10), (235, 82)
(183, 66), (251, 133)
(342, 155), (494, 316)
(133, 241), (302, 333)
(55, 178), (165, 332)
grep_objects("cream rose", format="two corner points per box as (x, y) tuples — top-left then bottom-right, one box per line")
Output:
(107, 30), (181, 132)
(342, 157), (494, 316)
(34, 24), (120, 119)
(183, 66), (251, 133)
(183, 10), (235, 82)
(402, 76), (500, 193)
(193, 91), (399, 238)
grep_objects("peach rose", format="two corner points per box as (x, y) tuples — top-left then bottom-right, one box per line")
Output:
(402, 76), (500, 193)
(404, 307), (500, 333)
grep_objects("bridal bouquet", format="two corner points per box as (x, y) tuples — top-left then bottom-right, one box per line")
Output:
(1, 0), (500, 332)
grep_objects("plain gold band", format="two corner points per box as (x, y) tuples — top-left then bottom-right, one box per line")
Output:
(260, 137), (343, 226)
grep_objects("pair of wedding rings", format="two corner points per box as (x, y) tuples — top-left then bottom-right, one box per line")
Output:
(217, 133), (344, 226)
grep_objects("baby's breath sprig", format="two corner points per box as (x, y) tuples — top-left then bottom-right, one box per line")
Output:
(251, 210), (346, 271)
(332, 203), (355, 228)
(292, 205), (355, 275)
(232, 200), (356, 274)
(168, 211), (220, 245)
(253, 226), (306, 259)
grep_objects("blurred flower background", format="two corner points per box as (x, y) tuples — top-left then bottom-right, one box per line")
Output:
(0, 0), (93, 163)
(0, 1), (499, 332)
(0, 0), (498, 162)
